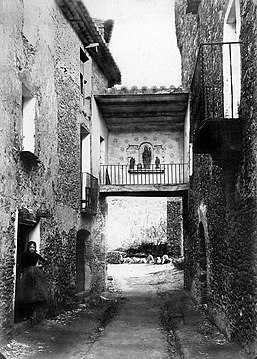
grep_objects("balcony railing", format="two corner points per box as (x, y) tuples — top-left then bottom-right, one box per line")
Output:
(191, 42), (241, 138)
(100, 163), (189, 186)
(81, 172), (98, 213)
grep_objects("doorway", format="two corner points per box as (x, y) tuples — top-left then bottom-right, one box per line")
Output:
(76, 230), (92, 294)
(14, 219), (40, 323)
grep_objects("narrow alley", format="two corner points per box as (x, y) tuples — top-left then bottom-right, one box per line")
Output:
(1, 264), (243, 359)
(1, 0), (257, 357)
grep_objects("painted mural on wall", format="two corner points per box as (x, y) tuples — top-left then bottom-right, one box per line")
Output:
(108, 132), (183, 166)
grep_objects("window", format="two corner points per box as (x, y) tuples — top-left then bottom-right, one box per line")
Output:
(81, 125), (91, 203)
(81, 125), (90, 174)
(186, 0), (200, 14)
(80, 48), (89, 108)
(22, 85), (36, 153)
(100, 136), (105, 165)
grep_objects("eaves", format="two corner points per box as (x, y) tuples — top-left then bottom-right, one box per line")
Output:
(55, 0), (121, 87)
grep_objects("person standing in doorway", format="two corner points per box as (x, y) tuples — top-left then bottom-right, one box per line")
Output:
(19, 241), (48, 321)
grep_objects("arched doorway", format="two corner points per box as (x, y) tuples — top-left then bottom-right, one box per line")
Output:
(199, 222), (207, 304)
(76, 230), (92, 294)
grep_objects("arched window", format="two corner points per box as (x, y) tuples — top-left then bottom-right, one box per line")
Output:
(223, 0), (241, 118)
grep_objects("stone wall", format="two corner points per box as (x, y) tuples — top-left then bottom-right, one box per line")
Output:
(89, 60), (111, 293)
(90, 197), (108, 294)
(167, 198), (183, 257)
(0, 0), (111, 342)
(92, 61), (109, 95)
(175, 0), (257, 352)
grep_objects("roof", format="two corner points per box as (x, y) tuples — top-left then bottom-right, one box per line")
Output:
(102, 85), (188, 95)
(95, 86), (189, 132)
(93, 18), (114, 44)
(55, 0), (121, 87)
(103, 19), (115, 44)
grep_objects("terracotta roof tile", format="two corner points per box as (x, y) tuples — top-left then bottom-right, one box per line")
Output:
(101, 85), (189, 95)
(55, 0), (121, 86)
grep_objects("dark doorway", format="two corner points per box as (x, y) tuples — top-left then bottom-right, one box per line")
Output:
(15, 221), (38, 323)
(76, 230), (91, 293)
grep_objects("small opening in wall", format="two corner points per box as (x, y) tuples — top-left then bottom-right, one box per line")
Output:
(20, 84), (39, 166)
(80, 48), (89, 107)
(22, 85), (36, 154)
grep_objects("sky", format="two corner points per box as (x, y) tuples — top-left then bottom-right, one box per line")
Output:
(83, 0), (181, 88)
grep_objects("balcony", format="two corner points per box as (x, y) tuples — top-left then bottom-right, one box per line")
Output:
(100, 163), (189, 195)
(191, 42), (242, 158)
(81, 172), (98, 214)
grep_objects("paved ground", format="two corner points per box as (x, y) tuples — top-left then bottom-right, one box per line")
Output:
(86, 264), (178, 359)
(0, 264), (247, 359)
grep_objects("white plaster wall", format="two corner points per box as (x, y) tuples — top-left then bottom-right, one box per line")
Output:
(91, 97), (109, 178)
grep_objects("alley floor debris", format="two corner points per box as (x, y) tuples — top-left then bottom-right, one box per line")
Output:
(0, 290), (120, 359)
(0, 264), (247, 358)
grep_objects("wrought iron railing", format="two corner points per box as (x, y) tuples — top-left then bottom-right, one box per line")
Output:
(100, 163), (189, 186)
(191, 42), (241, 139)
(81, 172), (98, 213)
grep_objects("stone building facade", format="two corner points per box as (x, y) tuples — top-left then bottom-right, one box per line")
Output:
(0, 0), (120, 343)
(167, 198), (183, 257)
(175, 0), (257, 353)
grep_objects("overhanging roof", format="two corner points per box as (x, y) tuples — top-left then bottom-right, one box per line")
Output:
(95, 86), (189, 132)
(55, 0), (121, 87)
